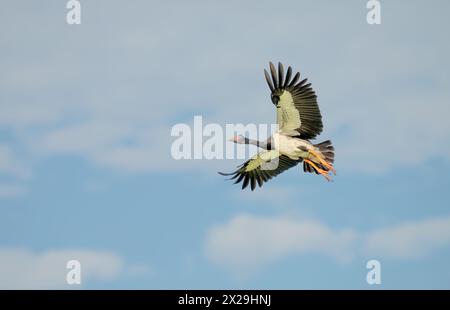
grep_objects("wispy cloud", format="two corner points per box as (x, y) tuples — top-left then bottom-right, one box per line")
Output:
(205, 214), (450, 274)
(365, 217), (450, 259)
(0, 247), (150, 289)
(205, 214), (357, 274)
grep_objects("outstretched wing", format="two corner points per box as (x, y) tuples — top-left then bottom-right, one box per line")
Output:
(219, 150), (300, 191)
(264, 62), (323, 139)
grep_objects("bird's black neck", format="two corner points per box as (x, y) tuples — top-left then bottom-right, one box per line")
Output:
(244, 137), (272, 150)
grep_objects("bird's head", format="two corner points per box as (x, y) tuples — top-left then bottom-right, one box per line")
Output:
(228, 135), (246, 144)
(271, 90), (282, 107)
(271, 94), (280, 106)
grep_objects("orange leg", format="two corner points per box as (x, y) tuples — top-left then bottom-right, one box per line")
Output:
(304, 159), (332, 181)
(308, 149), (336, 175)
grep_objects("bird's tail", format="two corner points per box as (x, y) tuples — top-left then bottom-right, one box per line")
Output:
(303, 140), (335, 174)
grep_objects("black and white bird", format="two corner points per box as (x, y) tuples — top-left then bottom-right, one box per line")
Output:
(219, 62), (335, 190)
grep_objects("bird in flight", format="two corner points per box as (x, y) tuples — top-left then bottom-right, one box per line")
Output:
(219, 62), (335, 190)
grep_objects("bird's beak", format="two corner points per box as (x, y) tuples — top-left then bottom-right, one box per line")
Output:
(228, 136), (236, 142)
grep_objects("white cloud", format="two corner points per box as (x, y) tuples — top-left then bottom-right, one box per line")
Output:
(0, 247), (149, 289)
(365, 217), (450, 259)
(37, 121), (132, 155)
(205, 214), (357, 273)
(205, 214), (450, 274)
(34, 122), (177, 173)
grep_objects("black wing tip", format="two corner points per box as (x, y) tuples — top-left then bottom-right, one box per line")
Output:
(267, 61), (303, 90)
(218, 171), (233, 176)
(264, 69), (275, 92)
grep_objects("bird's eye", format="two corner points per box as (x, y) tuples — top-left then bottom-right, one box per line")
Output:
(271, 95), (279, 105)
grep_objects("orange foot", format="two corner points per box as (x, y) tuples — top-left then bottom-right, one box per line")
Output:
(308, 149), (336, 175)
(304, 159), (332, 181)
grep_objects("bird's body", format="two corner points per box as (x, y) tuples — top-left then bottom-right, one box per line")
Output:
(219, 62), (336, 190)
(271, 132), (311, 160)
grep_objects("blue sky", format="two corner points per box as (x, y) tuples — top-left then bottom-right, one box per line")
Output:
(1, 0), (450, 289)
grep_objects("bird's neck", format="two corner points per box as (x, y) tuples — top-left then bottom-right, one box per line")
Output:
(244, 137), (271, 150)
